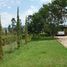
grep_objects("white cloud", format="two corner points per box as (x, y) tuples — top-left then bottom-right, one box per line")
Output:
(26, 6), (38, 15)
(0, 0), (22, 9)
(7, 6), (11, 9)
(0, 0), (51, 27)
(30, 0), (51, 4)
(20, 6), (38, 25)
(40, 0), (51, 4)
(1, 12), (16, 27)
(0, 5), (38, 27)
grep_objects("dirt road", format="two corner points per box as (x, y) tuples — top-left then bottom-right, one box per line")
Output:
(55, 36), (67, 48)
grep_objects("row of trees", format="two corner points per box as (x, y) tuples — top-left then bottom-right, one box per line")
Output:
(27, 0), (67, 36)
(0, 7), (23, 60)
(8, 7), (22, 48)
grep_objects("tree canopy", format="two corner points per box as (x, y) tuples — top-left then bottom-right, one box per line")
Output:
(27, 0), (67, 36)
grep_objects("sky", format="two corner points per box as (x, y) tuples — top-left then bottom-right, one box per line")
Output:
(0, 0), (51, 27)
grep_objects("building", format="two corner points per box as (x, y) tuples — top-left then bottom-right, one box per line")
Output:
(57, 25), (67, 36)
(63, 25), (67, 35)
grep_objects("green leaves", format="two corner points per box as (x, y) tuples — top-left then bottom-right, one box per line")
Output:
(27, 0), (67, 36)
(16, 7), (22, 48)
(0, 15), (3, 60)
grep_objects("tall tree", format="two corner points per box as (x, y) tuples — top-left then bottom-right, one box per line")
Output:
(0, 15), (3, 60)
(48, 0), (67, 35)
(27, 0), (67, 36)
(25, 16), (28, 44)
(27, 13), (44, 37)
(16, 7), (21, 48)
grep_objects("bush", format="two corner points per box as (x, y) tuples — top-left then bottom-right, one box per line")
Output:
(2, 35), (16, 46)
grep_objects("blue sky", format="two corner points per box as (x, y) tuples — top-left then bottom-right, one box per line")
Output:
(0, 0), (51, 27)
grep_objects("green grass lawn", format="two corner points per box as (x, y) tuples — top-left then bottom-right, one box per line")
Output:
(0, 39), (67, 67)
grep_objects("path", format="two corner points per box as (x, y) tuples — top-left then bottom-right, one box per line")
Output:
(55, 36), (67, 48)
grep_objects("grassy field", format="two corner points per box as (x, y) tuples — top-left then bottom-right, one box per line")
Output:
(0, 39), (67, 67)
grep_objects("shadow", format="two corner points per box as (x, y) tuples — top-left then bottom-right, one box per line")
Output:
(31, 37), (56, 41)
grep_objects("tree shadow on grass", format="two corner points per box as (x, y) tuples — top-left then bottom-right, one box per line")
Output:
(31, 36), (56, 41)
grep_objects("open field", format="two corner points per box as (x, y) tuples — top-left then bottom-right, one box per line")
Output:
(0, 39), (67, 67)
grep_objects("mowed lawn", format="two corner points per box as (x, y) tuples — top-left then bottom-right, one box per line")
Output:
(0, 40), (67, 67)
